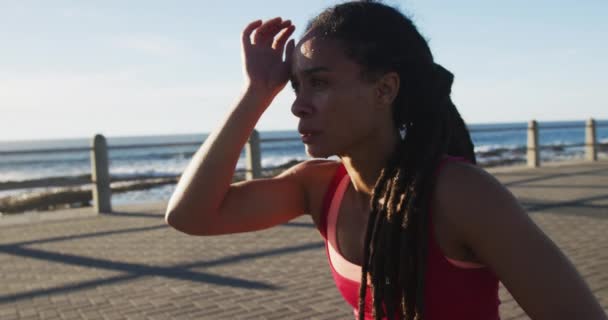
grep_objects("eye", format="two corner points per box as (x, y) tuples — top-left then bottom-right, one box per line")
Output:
(310, 78), (327, 88)
(290, 81), (299, 93)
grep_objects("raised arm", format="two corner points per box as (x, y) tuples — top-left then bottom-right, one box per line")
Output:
(165, 18), (300, 235)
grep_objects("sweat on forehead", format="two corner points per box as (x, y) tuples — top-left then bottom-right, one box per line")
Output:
(294, 28), (348, 60)
(291, 36), (350, 75)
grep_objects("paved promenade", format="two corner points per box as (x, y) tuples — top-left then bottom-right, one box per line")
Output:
(1, 160), (607, 319)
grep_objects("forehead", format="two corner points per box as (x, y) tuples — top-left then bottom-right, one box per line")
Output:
(291, 34), (359, 75)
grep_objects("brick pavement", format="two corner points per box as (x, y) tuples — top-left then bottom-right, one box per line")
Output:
(1, 160), (607, 319)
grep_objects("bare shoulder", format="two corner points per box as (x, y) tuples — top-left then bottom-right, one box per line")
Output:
(434, 160), (514, 226)
(276, 159), (342, 222)
(276, 159), (340, 180)
(435, 160), (505, 199)
(432, 160), (523, 253)
(434, 160), (548, 270)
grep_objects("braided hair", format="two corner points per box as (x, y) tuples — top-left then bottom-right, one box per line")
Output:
(305, 2), (476, 319)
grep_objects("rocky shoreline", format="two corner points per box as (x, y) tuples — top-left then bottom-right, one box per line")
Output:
(0, 160), (302, 215)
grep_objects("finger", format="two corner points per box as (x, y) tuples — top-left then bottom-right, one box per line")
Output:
(242, 20), (263, 48)
(284, 38), (296, 66)
(278, 19), (292, 29)
(269, 20), (292, 44)
(273, 25), (296, 55)
(272, 22), (295, 50)
(253, 17), (283, 45)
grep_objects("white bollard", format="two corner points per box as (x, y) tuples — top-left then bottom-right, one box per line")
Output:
(246, 130), (262, 180)
(527, 120), (540, 168)
(585, 118), (597, 161)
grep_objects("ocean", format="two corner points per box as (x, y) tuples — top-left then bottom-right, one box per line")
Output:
(1, 120), (607, 206)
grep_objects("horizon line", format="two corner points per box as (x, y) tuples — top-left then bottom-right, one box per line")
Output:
(1, 118), (606, 144)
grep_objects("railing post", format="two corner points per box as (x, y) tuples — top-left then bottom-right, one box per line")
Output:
(585, 118), (597, 161)
(246, 129), (262, 180)
(91, 134), (112, 213)
(527, 120), (540, 168)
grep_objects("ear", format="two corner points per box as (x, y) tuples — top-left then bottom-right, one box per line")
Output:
(374, 72), (400, 109)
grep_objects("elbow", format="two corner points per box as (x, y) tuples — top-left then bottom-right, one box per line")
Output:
(164, 209), (184, 232)
(164, 209), (176, 228)
(165, 213), (198, 235)
(165, 208), (195, 235)
(164, 198), (193, 233)
(164, 200), (179, 227)
(164, 192), (223, 236)
(164, 207), (213, 236)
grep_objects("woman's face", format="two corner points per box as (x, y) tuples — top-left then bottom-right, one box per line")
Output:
(290, 33), (384, 158)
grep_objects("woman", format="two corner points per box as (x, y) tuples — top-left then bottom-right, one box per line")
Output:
(165, 1), (606, 319)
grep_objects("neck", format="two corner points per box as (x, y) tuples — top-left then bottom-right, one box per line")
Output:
(338, 125), (400, 201)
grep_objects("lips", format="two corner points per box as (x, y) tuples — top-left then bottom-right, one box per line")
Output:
(298, 127), (321, 136)
(300, 131), (319, 138)
(298, 128), (321, 144)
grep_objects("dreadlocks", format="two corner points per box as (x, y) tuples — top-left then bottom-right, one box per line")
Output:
(305, 2), (477, 319)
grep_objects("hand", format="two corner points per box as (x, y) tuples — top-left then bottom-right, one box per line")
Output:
(241, 17), (296, 99)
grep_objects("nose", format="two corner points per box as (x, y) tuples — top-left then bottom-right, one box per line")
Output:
(291, 95), (314, 118)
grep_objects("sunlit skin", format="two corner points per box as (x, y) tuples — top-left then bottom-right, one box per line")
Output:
(290, 30), (401, 200)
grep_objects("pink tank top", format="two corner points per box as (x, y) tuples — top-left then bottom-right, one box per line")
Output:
(317, 156), (501, 319)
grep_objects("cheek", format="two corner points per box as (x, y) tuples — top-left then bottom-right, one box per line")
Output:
(309, 80), (376, 123)
(322, 89), (376, 144)
(310, 91), (331, 112)
(338, 88), (376, 127)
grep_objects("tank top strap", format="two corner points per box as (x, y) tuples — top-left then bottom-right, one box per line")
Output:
(318, 162), (348, 239)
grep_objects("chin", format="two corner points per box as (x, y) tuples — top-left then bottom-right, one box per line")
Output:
(305, 145), (332, 159)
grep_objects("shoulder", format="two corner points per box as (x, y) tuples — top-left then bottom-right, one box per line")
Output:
(434, 159), (517, 215)
(276, 159), (343, 219)
(433, 159), (532, 255)
(435, 160), (506, 200)
(433, 160), (522, 244)
(276, 159), (341, 179)
(279, 159), (343, 197)
(275, 159), (342, 190)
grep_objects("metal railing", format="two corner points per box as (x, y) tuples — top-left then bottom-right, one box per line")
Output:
(1, 118), (605, 214)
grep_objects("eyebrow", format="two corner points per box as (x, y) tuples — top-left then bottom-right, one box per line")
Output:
(302, 66), (330, 75)
(290, 66), (331, 81)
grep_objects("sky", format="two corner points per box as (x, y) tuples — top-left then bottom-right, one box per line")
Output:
(1, 0), (607, 141)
